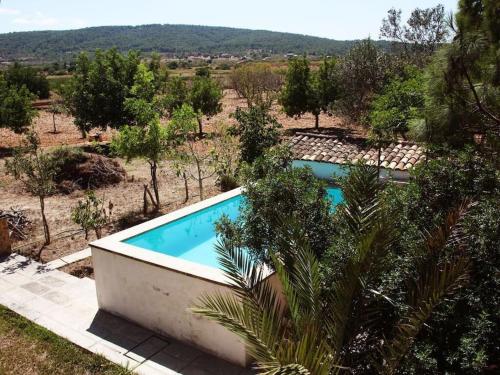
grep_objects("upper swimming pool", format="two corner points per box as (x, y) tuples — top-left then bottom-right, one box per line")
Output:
(123, 187), (343, 269)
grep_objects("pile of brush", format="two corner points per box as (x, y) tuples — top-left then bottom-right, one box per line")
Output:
(0, 208), (31, 240)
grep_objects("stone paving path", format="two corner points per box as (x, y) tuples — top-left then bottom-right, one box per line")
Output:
(0, 254), (253, 375)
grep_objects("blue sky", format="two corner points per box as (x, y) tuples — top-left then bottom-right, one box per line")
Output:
(0, 0), (458, 40)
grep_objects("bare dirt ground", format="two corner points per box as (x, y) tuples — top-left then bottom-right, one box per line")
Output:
(0, 89), (364, 275)
(0, 90), (366, 150)
(0, 157), (219, 264)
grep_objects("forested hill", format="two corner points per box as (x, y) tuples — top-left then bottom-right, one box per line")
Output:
(0, 24), (389, 61)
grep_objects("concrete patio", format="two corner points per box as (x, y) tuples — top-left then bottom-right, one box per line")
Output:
(0, 253), (254, 375)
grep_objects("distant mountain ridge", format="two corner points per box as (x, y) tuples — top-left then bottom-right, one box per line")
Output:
(0, 24), (390, 62)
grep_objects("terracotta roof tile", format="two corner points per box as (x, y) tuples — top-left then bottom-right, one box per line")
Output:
(290, 133), (426, 171)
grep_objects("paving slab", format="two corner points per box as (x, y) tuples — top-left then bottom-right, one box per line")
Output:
(0, 254), (254, 374)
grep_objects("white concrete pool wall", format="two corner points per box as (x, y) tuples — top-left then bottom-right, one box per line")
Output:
(90, 188), (254, 366)
(292, 160), (410, 181)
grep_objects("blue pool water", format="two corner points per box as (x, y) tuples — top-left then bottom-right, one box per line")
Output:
(124, 187), (343, 269)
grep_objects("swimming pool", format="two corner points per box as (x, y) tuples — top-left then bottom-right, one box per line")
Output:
(122, 187), (343, 269)
(90, 187), (343, 366)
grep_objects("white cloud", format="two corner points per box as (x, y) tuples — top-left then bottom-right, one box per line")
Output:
(0, 7), (20, 15)
(13, 11), (59, 27)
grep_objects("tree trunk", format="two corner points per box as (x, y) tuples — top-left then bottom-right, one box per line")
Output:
(314, 113), (319, 130)
(95, 227), (102, 239)
(39, 196), (50, 254)
(150, 161), (160, 211)
(183, 171), (189, 203)
(81, 129), (87, 139)
(143, 184), (149, 215)
(52, 113), (57, 133)
(377, 145), (382, 181)
(197, 117), (203, 138)
(196, 160), (203, 201)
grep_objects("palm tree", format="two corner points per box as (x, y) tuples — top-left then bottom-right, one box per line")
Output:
(193, 165), (470, 374)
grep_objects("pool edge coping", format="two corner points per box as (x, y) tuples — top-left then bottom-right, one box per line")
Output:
(90, 188), (245, 286)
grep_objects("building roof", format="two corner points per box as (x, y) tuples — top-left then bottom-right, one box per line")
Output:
(290, 133), (426, 171)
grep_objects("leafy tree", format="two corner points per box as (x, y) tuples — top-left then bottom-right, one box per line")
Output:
(379, 150), (499, 373)
(217, 150), (334, 263)
(230, 63), (282, 109)
(71, 191), (111, 239)
(148, 51), (168, 93)
(380, 5), (450, 66)
(0, 75), (37, 133)
(197, 165), (471, 373)
(370, 67), (425, 138)
(112, 108), (169, 213)
(280, 56), (339, 129)
(63, 49), (141, 137)
(163, 76), (188, 116)
(47, 99), (66, 134)
(195, 66), (211, 78)
(169, 104), (216, 201)
(279, 57), (314, 125)
(193, 228), (340, 375)
(312, 57), (340, 124)
(4, 62), (50, 99)
(189, 76), (223, 136)
(231, 106), (281, 164)
(423, 0), (500, 145)
(336, 39), (390, 123)
(5, 132), (59, 253)
(211, 122), (240, 192)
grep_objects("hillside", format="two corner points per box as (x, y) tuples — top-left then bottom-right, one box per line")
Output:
(0, 24), (390, 62)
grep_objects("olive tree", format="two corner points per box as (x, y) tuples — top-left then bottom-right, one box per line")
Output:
(112, 110), (169, 213)
(169, 104), (216, 201)
(0, 75), (37, 133)
(189, 76), (223, 137)
(6, 131), (58, 255)
(230, 63), (282, 109)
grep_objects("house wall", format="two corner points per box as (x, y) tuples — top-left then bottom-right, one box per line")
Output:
(292, 160), (409, 181)
(91, 246), (250, 367)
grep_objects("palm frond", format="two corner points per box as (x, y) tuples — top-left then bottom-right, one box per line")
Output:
(377, 203), (472, 374)
(378, 256), (470, 374)
(192, 291), (281, 364)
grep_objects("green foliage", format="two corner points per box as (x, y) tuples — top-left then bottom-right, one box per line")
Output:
(279, 57), (313, 119)
(163, 76), (188, 116)
(0, 24), (391, 61)
(112, 118), (170, 210)
(313, 57), (340, 115)
(63, 49), (142, 136)
(377, 150), (499, 374)
(280, 56), (340, 128)
(217, 154), (334, 263)
(5, 131), (59, 246)
(336, 39), (391, 123)
(201, 163), (473, 374)
(148, 51), (169, 92)
(231, 106), (281, 164)
(193, 228), (338, 375)
(423, 0), (500, 145)
(0, 75), (37, 133)
(169, 104), (216, 201)
(210, 122), (240, 192)
(370, 67), (425, 138)
(380, 5), (449, 66)
(71, 191), (109, 239)
(195, 66), (211, 78)
(3, 62), (50, 99)
(189, 76), (223, 134)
